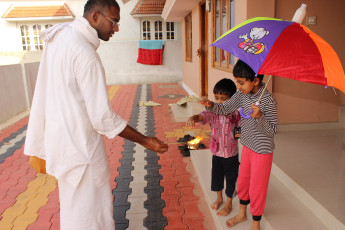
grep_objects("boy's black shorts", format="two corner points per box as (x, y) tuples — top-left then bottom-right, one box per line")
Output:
(211, 154), (239, 198)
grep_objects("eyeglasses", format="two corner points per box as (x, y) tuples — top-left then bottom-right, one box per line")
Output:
(98, 11), (120, 28)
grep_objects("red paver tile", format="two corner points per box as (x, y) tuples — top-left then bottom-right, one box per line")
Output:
(175, 175), (194, 188)
(166, 137), (178, 143)
(174, 166), (191, 176)
(178, 187), (199, 202)
(158, 159), (173, 168)
(50, 213), (60, 230)
(180, 200), (205, 219)
(163, 210), (188, 230)
(39, 189), (59, 211)
(160, 170), (179, 184)
(183, 217), (205, 230)
(161, 194), (184, 212)
(27, 212), (53, 230)
(161, 181), (180, 196)
(1, 178), (19, 188)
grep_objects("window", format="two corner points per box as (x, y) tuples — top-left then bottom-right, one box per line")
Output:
(45, 24), (53, 29)
(154, 21), (162, 40)
(141, 19), (175, 40)
(213, 0), (235, 69)
(166, 22), (175, 40)
(33, 24), (43, 50)
(185, 13), (192, 62)
(20, 25), (31, 51)
(143, 21), (151, 40)
(20, 23), (54, 51)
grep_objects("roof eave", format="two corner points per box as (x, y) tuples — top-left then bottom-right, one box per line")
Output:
(131, 14), (163, 18)
(2, 16), (75, 21)
(162, 0), (201, 22)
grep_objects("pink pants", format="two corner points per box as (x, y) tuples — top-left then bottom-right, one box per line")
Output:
(237, 146), (273, 217)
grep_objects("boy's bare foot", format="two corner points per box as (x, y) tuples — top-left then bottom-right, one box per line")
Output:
(226, 214), (247, 228)
(250, 220), (260, 230)
(211, 200), (223, 210)
(217, 205), (232, 216)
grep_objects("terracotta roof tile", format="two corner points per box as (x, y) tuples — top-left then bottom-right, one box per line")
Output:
(2, 3), (74, 18)
(131, 0), (166, 15)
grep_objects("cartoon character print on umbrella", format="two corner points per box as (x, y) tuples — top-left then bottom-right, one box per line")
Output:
(238, 27), (270, 55)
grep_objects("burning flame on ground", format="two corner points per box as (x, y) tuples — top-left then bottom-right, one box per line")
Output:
(187, 135), (204, 145)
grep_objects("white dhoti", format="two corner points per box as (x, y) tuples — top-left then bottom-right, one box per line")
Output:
(58, 166), (114, 230)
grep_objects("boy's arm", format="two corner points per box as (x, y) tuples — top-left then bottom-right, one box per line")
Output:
(200, 91), (241, 115)
(253, 101), (277, 137)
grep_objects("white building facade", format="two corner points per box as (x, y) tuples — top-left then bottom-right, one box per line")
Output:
(0, 0), (182, 84)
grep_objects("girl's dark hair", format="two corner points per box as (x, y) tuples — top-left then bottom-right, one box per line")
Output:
(84, 0), (120, 15)
(213, 78), (237, 97)
(233, 59), (263, 82)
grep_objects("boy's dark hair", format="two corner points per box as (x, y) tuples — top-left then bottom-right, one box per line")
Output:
(213, 78), (237, 97)
(84, 0), (120, 15)
(233, 59), (264, 82)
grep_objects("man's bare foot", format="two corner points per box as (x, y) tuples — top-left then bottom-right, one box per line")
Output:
(250, 220), (260, 230)
(211, 200), (223, 210)
(226, 214), (247, 228)
(217, 205), (232, 216)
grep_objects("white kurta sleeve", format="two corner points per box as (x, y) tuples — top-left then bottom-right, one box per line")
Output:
(76, 57), (127, 139)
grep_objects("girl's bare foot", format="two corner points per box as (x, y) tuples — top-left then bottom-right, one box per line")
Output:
(211, 200), (223, 210)
(226, 214), (247, 228)
(250, 220), (260, 230)
(217, 205), (232, 216)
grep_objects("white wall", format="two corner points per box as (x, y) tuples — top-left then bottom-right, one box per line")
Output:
(0, 0), (182, 84)
(0, 64), (28, 123)
(24, 61), (39, 106)
(0, 2), (22, 51)
(100, 39), (182, 85)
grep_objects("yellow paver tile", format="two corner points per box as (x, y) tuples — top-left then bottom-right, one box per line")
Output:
(174, 130), (186, 138)
(108, 85), (120, 101)
(165, 132), (176, 137)
(0, 174), (57, 230)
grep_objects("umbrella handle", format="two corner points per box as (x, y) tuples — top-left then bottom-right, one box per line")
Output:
(239, 102), (260, 119)
(239, 107), (253, 119)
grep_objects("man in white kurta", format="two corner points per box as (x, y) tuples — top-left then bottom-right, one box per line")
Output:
(24, 1), (167, 229)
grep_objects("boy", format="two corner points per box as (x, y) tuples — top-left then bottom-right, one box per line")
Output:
(187, 78), (240, 216)
(199, 60), (277, 230)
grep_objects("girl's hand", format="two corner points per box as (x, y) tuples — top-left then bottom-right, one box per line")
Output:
(198, 99), (214, 108)
(250, 104), (262, 119)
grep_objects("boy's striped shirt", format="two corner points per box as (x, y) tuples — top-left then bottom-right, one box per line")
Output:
(208, 83), (277, 154)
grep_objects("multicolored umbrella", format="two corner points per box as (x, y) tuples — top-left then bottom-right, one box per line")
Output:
(211, 17), (345, 94)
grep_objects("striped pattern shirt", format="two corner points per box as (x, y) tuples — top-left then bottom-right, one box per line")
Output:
(208, 83), (277, 154)
(200, 110), (240, 158)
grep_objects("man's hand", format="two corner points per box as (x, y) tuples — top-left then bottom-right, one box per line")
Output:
(198, 99), (214, 108)
(250, 104), (262, 119)
(142, 137), (168, 153)
(119, 125), (168, 153)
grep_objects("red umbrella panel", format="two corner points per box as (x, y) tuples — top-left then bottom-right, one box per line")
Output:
(211, 17), (345, 94)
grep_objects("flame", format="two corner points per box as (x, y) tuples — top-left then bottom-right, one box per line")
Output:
(187, 135), (204, 145)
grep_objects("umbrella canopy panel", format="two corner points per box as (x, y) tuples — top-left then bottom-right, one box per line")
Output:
(212, 17), (345, 93)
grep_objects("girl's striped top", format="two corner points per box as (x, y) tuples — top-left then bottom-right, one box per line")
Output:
(208, 83), (277, 154)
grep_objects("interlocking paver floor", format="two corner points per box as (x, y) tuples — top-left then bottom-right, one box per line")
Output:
(0, 83), (215, 230)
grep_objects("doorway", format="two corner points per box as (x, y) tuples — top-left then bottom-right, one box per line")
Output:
(200, 1), (208, 97)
